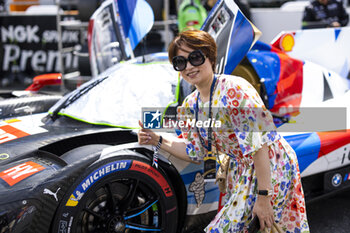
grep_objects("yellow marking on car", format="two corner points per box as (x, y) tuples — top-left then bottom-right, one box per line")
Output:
(4, 119), (21, 123)
(66, 194), (79, 207)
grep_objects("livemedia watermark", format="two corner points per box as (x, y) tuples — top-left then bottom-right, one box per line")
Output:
(141, 106), (347, 133)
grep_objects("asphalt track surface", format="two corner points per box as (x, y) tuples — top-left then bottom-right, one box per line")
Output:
(306, 188), (350, 232)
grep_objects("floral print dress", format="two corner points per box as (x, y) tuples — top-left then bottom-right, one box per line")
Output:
(177, 75), (310, 233)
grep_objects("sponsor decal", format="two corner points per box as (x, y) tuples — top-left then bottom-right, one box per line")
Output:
(43, 187), (61, 202)
(130, 161), (173, 197)
(188, 172), (205, 207)
(0, 16), (80, 81)
(341, 146), (350, 165)
(0, 125), (30, 144)
(0, 161), (45, 186)
(59, 220), (68, 233)
(343, 173), (350, 181)
(66, 160), (131, 207)
(68, 216), (74, 233)
(0, 153), (9, 160)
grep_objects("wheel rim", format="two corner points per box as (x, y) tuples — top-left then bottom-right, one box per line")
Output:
(76, 177), (163, 233)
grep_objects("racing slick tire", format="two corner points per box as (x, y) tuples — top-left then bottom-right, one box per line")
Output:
(51, 154), (178, 233)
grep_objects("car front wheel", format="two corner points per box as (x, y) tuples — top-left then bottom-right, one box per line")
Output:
(51, 155), (178, 233)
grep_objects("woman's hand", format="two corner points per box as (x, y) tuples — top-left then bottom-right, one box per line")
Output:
(137, 120), (159, 146)
(138, 120), (198, 163)
(252, 195), (274, 231)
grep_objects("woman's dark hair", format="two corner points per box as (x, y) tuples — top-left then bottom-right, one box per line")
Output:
(168, 30), (217, 72)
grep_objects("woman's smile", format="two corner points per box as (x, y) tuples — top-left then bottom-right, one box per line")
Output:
(186, 70), (200, 78)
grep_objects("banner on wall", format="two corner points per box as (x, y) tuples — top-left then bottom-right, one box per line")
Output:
(0, 14), (84, 88)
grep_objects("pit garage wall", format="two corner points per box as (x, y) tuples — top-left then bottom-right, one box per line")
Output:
(251, 7), (350, 43)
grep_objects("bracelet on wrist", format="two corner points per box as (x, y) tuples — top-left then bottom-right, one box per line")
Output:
(152, 135), (162, 168)
(155, 135), (163, 152)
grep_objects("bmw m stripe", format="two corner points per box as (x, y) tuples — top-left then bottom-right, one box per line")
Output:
(284, 133), (320, 173)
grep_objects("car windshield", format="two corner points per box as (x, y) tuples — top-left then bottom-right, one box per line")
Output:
(49, 62), (178, 128)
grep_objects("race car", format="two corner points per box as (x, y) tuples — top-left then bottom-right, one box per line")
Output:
(1, 0), (350, 232)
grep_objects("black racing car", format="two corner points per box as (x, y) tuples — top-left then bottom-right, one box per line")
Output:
(0, 57), (219, 233)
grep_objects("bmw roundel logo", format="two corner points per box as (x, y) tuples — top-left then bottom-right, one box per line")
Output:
(331, 173), (342, 187)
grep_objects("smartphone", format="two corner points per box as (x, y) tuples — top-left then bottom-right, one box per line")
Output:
(247, 215), (260, 233)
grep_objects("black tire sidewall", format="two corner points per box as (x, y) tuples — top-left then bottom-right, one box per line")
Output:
(51, 155), (178, 233)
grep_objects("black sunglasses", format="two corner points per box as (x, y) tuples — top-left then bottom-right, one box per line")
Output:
(172, 50), (206, 71)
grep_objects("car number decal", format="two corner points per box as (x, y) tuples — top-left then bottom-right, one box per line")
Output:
(130, 161), (173, 197)
(66, 160), (131, 207)
(0, 161), (45, 186)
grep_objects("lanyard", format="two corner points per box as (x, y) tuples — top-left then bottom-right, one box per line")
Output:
(195, 75), (217, 154)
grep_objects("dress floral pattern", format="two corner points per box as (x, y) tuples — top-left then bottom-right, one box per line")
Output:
(177, 75), (310, 233)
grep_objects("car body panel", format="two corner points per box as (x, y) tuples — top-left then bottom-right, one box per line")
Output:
(272, 27), (350, 82)
(284, 130), (350, 176)
(202, 0), (260, 75)
(247, 40), (349, 116)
